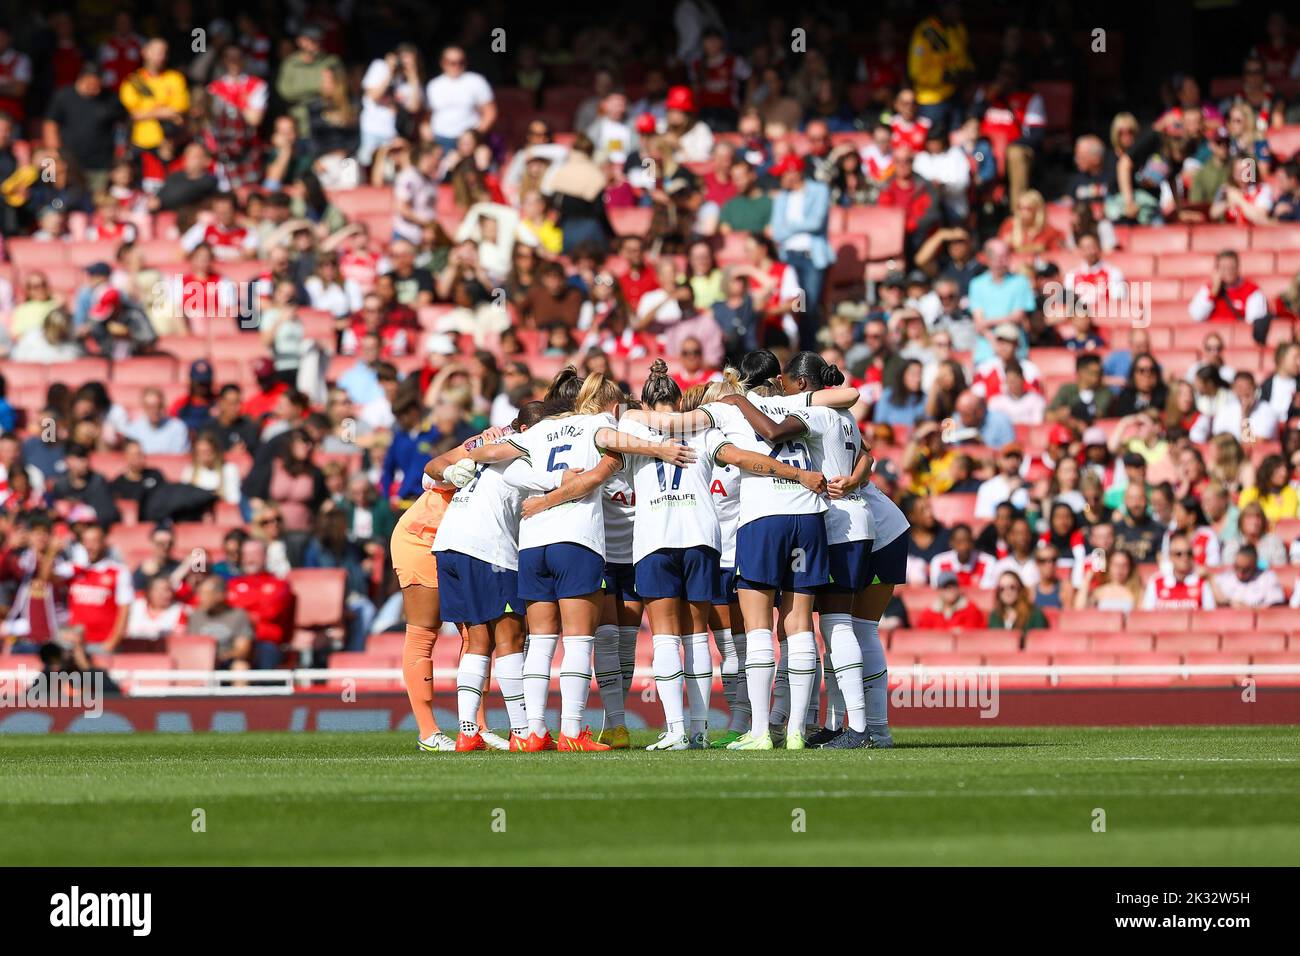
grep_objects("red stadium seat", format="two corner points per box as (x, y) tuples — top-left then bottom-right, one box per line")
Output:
(104, 653), (174, 693)
(1188, 224), (1251, 252)
(1155, 252), (1214, 278)
(1189, 609), (1257, 634)
(365, 632), (406, 657)
(172, 522), (227, 560)
(1125, 609), (1191, 633)
(1125, 227), (1188, 254)
(288, 568), (347, 629)
(1114, 652), (1181, 687)
(844, 206), (905, 260)
(919, 652), (982, 668)
(927, 493), (978, 526)
(1221, 632), (1288, 655)
(110, 355), (180, 386)
(1089, 632), (1155, 654)
(1250, 224), (1300, 250)
(1057, 609), (1123, 633)
(1024, 632), (1088, 654)
(1154, 632), (1221, 654)
(889, 631), (956, 656)
(608, 207), (652, 238)
(952, 632), (1020, 655)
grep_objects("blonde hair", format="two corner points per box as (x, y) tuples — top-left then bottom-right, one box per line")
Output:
(1012, 189), (1046, 249)
(679, 383), (711, 411)
(1109, 112), (1139, 151)
(570, 371), (626, 416)
(702, 368), (745, 403)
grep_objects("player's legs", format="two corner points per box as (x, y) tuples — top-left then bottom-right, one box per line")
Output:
(617, 597), (644, 707)
(682, 599), (714, 743)
(816, 589), (866, 738)
(779, 590), (818, 748)
(399, 583), (445, 745)
(594, 591), (626, 737)
(522, 600), (561, 743)
(489, 612), (528, 748)
(646, 596), (687, 742)
(455, 623), (492, 749)
(557, 592), (604, 745)
(733, 587), (777, 746)
(854, 583), (894, 745)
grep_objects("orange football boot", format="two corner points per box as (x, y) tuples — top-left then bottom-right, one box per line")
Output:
(455, 731), (487, 751)
(508, 732), (531, 752)
(524, 730), (557, 751)
(556, 727), (612, 751)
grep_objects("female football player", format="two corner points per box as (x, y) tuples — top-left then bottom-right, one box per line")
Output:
(464, 372), (698, 751)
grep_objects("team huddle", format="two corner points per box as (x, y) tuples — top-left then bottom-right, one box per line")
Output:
(390, 349), (910, 753)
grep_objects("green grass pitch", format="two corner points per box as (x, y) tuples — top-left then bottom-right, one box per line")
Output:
(2, 726), (1298, 865)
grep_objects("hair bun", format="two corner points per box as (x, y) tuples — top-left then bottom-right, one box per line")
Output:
(649, 358), (669, 376)
(821, 364), (846, 387)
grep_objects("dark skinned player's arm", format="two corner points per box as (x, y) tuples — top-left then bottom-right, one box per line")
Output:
(828, 448), (872, 499)
(715, 444), (827, 494)
(714, 392), (807, 443)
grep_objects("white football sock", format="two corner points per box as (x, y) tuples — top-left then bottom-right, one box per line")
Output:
(730, 631), (751, 730)
(494, 651), (528, 736)
(806, 642), (824, 728)
(743, 629), (775, 734)
(770, 649), (790, 727)
(618, 624), (640, 704)
(652, 634), (686, 734)
(593, 623), (625, 728)
(854, 617), (889, 730)
(684, 632), (713, 736)
(558, 635), (594, 738)
(456, 653), (490, 736)
(824, 612), (865, 732)
(522, 634), (558, 737)
(785, 631), (818, 735)
(715, 627), (738, 714)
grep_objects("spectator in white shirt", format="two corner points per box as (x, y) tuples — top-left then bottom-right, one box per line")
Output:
(125, 387), (190, 455)
(125, 576), (188, 644)
(359, 45), (424, 165)
(1211, 544), (1286, 608)
(980, 516), (1040, 589)
(975, 443), (1031, 519)
(1189, 370), (1280, 442)
(392, 144), (440, 244)
(425, 46), (495, 151)
(988, 362), (1046, 425)
(913, 125), (971, 220)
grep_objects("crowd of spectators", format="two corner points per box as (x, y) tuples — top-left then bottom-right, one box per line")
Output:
(1, 2), (1300, 669)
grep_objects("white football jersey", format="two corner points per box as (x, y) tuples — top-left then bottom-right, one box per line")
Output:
(432, 457), (558, 570)
(602, 472), (636, 564)
(506, 412), (615, 555)
(710, 460), (741, 568)
(620, 417), (725, 564)
(814, 406), (874, 545)
(864, 481), (910, 549)
(703, 398), (831, 529)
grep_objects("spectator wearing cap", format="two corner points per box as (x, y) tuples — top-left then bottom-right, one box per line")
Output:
(915, 571), (988, 629)
(119, 37), (188, 151)
(663, 84), (713, 163)
(425, 45), (496, 152)
(169, 360), (217, 433)
(974, 323), (1043, 399)
(125, 387), (191, 455)
(43, 63), (124, 198)
(769, 153), (831, 352)
(276, 25), (343, 138)
(49, 444), (120, 527)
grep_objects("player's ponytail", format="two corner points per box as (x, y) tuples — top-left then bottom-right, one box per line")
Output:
(640, 357), (682, 410)
(783, 351), (843, 392)
(572, 371), (626, 415)
(738, 349), (780, 390)
(702, 368), (744, 404)
(543, 366), (581, 413)
(679, 382), (711, 411)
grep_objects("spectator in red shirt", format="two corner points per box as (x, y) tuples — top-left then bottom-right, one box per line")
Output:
(227, 538), (295, 668)
(617, 235), (660, 308)
(914, 571), (988, 629)
(242, 358), (290, 424)
(67, 524), (135, 653)
(1188, 249), (1269, 326)
(877, 146), (943, 256)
